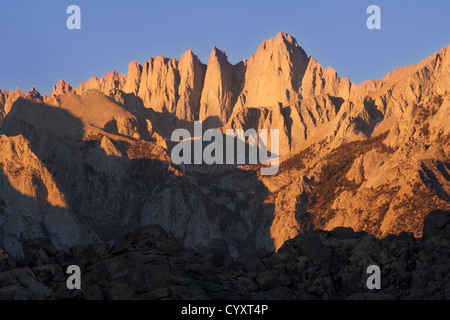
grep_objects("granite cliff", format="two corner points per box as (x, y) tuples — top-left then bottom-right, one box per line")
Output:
(0, 32), (449, 259)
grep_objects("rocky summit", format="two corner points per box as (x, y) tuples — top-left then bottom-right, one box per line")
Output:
(0, 210), (449, 300)
(0, 32), (449, 271)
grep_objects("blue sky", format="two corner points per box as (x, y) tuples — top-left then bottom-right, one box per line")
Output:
(0, 0), (449, 94)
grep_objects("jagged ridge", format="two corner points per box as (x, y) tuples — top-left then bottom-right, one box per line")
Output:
(0, 33), (449, 260)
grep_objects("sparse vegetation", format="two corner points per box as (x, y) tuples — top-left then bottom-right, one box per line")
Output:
(419, 123), (430, 137)
(391, 182), (450, 236)
(4, 162), (25, 177)
(277, 145), (316, 174)
(83, 133), (104, 142)
(127, 140), (168, 161)
(128, 141), (154, 159)
(415, 94), (443, 125)
(432, 94), (444, 108)
(307, 131), (396, 227)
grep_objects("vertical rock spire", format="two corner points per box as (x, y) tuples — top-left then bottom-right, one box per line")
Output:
(199, 46), (236, 128)
(176, 49), (206, 122)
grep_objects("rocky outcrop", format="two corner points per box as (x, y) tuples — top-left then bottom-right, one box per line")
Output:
(122, 61), (142, 95)
(199, 47), (241, 128)
(175, 49), (206, 123)
(142, 56), (179, 114)
(51, 80), (74, 96)
(76, 71), (127, 96)
(0, 210), (449, 300)
(0, 135), (99, 257)
(301, 57), (354, 100)
(0, 87), (43, 115)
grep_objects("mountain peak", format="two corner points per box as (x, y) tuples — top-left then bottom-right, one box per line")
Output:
(276, 32), (298, 44)
(179, 49), (202, 66)
(232, 32), (309, 110)
(258, 32), (301, 52)
(51, 79), (73, 96)
(180, 48), (194, 59)
(210, 46), (229, 64)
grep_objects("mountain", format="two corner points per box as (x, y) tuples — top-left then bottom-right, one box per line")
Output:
(0, 32), (449, 258)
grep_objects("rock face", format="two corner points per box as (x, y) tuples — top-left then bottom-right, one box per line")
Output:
(0, 135), (99, 257)
(93, 50), (207, 126)
(199, 47), (239, 128)
(175, 49), (206, 123)
(301, 57), (354, 100)
(0, 211), (449, 300)
(0, 32), (449, 265)
(51, 80), (74, 96)
(76, 71), (126, 96)
(233, 32), (309, 111)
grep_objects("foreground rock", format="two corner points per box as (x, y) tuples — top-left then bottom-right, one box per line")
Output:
(0, 210), (449, 300)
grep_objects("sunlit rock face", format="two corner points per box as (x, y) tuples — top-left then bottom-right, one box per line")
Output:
(0, 33), (449, 258)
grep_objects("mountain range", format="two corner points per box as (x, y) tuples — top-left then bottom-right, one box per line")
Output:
(0, 32), (449, 258)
